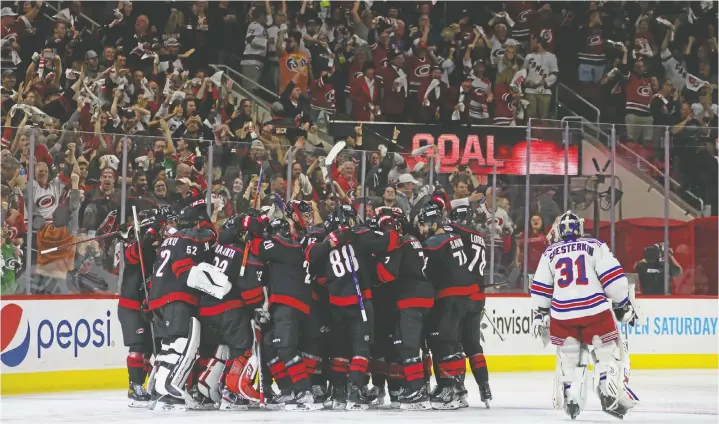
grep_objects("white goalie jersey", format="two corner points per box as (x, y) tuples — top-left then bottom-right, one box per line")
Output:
(530, 238), (630, 320)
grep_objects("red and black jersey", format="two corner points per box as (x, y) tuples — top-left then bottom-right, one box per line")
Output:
(149, 227), (215, 310)
(306, 227), (399, 307)
(422, 231), (480, 299)
(310, 74), (336, 111)
(118, 237), (157, 311)
(407, 54), (432, 95)
(376, 234), (435, 310)
(507, 2), (534, 43)
(370, 42), (390, 70)
(624, 70), (652, 116)
(199, 242), (265, 316)
(250, 234), (312, 315)
(447, 223), (487, 300)
(578, 25), (606, 65)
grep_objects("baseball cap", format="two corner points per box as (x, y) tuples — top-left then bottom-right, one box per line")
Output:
(1, 7), (18, 17)
(398, 173), (419, 185)
(85, 50), (98, 60)
(176, 177), (192, 186)
(2, 69), (15, 77)
(165, 38), (180, 47)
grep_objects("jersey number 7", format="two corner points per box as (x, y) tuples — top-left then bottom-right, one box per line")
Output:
(555, 255), (589, 288)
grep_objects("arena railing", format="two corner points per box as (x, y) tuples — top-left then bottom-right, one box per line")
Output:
(2, 121), (716, 298)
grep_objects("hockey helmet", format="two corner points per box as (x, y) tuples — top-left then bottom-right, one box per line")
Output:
(416, 202), (443, 238)
(449, 204), (473, 226)
(178, 199), (210, 229)
(268, 218), (291, 239)
(285, 200), (314, 228)
(556, 210), (583, 240)
(375, 206), (404, 232)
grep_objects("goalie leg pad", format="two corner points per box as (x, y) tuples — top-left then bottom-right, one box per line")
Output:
(592, 336), (637, 414)
(198, 345), (230, 403)
(155, 317), (201, 399)
(556, 337), (590, 412)
(226, 348), (260, 401)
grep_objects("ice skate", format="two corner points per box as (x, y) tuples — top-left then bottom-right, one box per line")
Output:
(187, 387), (218, 410)
(600, 394), (628, 420)
(311, 384), (329, 403)
(127, 383), (151, 408)
(566, 401), (581, 420)
(370, 386), (385, 406)
(329, 382), (348, 410)
(264, 388), (293, 410)
(454, 380), (469, 408)
(285, 390), (325, 411)
(479, 381), (492, 408)
(219, 388), (250, 411)
(346, 383), (372, 411)
(430, 384), (461, 410)
(399, 386), (432, 411)
(389, 388), (403, 409)
(151, 393), (187, 412)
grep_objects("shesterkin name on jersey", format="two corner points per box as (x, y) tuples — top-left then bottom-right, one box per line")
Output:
(548, 241), (596, 261)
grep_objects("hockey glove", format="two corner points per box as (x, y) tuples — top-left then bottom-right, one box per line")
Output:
(613, 302), (637, 325)
(241, 215), (268, 237)
(140, 299), (154, 323)
(531, 308), (550, 341)
(328, 226), (354, 247)
(254, 308), (270, 325)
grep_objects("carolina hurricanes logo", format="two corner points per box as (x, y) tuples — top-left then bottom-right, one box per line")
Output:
(5, 227), (18, 240)
(637, 86), (651, 96)
(353, 71), (363, 79)
(380, 58), (388, 68)
(414, 64), (431, 77)
(35, 194), (56, 210)
(324, 89), (336, 103)
(540, 29), (553, 43)
(688, 76), (697, 85)
(492, 48), (505, 58)
(588, 35), (602, 46)
(518, 10), (531, 23)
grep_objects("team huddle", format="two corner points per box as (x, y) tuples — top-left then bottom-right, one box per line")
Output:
(116, 189), (639, 418)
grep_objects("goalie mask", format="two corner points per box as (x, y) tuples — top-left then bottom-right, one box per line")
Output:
(556, 210), (584, 240)
(375, 206), (404, 233)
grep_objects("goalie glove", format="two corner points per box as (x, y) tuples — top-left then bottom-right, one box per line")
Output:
(532, 308), (551, 345)
(613, 301), (637, 325)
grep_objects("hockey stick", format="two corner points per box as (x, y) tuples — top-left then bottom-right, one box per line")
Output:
(240, 164), (264, 277)
(131, 206), (159, 399)
(39, 224), (149, 254)
(481, 308), (505, 342)
(324, 142), (368, 323)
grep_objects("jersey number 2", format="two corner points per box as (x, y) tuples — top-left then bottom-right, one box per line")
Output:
(555, 255), (589, 288)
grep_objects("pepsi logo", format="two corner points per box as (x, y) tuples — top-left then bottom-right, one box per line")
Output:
(414, 64), (431, 77)
(1, 304), (31, 367)
(637, 86), (651, 96)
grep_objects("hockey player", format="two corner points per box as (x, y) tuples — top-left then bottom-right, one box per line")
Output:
(306, 205), (399, 410)
(244, 200), (324, 411)
(118, 209), (161, 407)
(415, 203), (482, 410)
(374, 207), (435, 410)
(530, 211), (638, 420)
(149, 199), (215, 411)
(447, 205), (492, 407)
(193, 216), (265, 411)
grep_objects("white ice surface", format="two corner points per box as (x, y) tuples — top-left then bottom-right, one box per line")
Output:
(1, 370), (717, 423)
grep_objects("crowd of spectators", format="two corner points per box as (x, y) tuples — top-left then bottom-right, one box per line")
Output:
(0, 0), (715, 296)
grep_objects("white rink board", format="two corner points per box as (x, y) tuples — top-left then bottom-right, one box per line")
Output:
(1, 297), (717, 376)
(1, 299), (125, 374)
(481, 297), (719, 355)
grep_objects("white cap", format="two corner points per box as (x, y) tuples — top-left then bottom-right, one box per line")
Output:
(1, 7), (18, 17)
(397, 173), (419, 185)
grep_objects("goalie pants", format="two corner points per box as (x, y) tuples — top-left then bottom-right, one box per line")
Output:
(328, 301), (374, 387)
(427, 296), (488, 387)
(118, 305), (154, 385)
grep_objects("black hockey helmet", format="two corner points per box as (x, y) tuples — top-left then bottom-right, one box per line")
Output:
(268, 218), (291, 239)
(375, 206), (404, 232)
(285, 200), (313, 228)
(416, 202), (443, 238)
(178, 198), (210, 229)
(449, 204), (473, 226)
(218, 215), (242, 245)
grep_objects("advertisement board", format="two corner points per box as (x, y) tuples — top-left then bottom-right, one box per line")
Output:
(329, 121), (580, 175)
(1, 298), (125, 374)
(1, 296), (716, 394)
